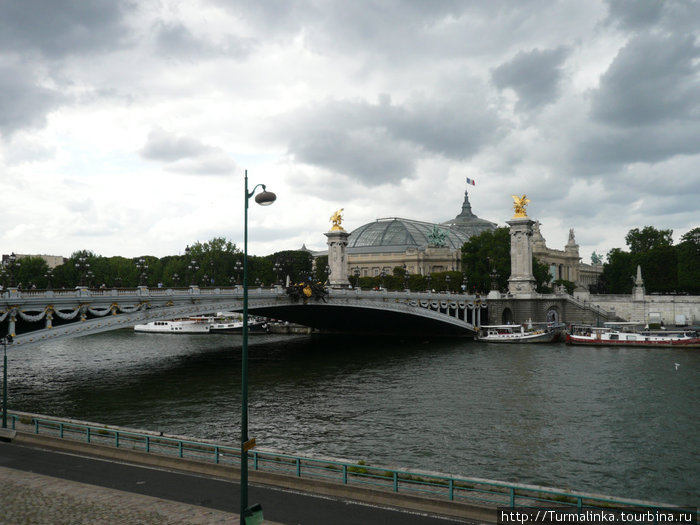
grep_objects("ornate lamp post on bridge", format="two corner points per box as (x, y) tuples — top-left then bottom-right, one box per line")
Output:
(75, 255), (89, 288)
(234, 260), (243, 285)
(240, 169), (276, 523)
(273, 261), (282, 285)
(353, 267), (360, 288)
(136, 257), (148, 287)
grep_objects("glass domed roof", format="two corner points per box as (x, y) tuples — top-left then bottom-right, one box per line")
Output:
(347, 218), (470, 253)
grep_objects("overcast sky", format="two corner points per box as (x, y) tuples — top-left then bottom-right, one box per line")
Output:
(1, 0), (698, 263)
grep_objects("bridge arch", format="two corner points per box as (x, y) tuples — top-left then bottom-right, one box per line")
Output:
(2, 287), (484, 349)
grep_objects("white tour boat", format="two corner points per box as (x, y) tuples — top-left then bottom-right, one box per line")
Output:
(134, 317), (212, 334)
(209, 315), (269, 334)
(566, 322), (700, 348)
(476, 323), (563, 343)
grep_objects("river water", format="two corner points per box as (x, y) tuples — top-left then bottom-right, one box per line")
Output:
(6, 330), (699, 506)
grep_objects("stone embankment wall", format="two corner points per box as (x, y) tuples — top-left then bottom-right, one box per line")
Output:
(587, 294), (699, 325)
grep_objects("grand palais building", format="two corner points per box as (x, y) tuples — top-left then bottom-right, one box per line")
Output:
(311, 185), (602, 289)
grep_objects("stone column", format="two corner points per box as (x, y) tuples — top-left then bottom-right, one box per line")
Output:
(325, 230), (350, 288)
(507, 217), (537, 296)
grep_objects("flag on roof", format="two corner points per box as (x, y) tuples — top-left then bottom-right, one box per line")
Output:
(466, 177), (476, 186)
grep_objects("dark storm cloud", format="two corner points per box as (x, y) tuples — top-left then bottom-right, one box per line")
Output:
(0, 0), (134, 58)
(153, 21), (255, 60)
(577, 122), (700, 169)
(282, 94), (501, 184)
(591, 32), (700, 127)
(207, 0), (543, 60)
(491, 47), (570, 112)
(0, 65), (67, 136)
(604, 0), (664, 30)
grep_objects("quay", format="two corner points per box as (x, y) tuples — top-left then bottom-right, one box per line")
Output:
(3, 412), (694, 525)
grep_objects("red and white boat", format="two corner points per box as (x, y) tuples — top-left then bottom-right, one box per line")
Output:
(566, 322), (700, 348)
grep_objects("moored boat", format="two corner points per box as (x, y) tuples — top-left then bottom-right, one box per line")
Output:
(134, 317), (212, 334)
(476, 323), (564, 343)
(208, 314), (270, 334)
(566, 322), (700, 348)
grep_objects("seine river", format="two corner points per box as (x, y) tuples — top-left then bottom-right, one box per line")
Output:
(6, 330), (699, 506)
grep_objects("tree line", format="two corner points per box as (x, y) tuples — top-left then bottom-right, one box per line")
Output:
(1, 238), (315, 291)
(596, 226), (699, 294)
(3, 225), (697, 295)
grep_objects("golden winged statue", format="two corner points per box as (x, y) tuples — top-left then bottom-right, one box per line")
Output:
(330, 208), (345, 231)
(511, 194), (530, 218)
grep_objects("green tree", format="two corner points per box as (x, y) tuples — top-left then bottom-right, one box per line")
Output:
(533, 258), (552, 293)
(461, 227), (510, 293)
(267, 250), (313, 284)
(625, 226), (673, 253)
(599, 248), (636, 294)
(14, 256), (49, 289)
(677, 227), (700, 294)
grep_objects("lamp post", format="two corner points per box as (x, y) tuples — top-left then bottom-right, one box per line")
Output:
(75, 255), (88, 287)
(1, 335), (11, 429)
(273, 261), (282, 284)
(136, 257), (148, 286)
(240, 169), (276, 523)
(235, 261), (243, 284)
(353, 267), (360, 288)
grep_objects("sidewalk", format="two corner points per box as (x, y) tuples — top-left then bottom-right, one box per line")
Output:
(0, 465), (281, 525)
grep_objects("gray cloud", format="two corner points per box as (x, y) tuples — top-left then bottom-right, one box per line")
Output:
(140, 128), (216, 162)
(0, 0), (134, 58)
(491, 47), (570, 112)
(153, 21), (254, 60)
(591, 32), (700, 127)
(604, 0), (664, 30)
(281, 93), (501, 184)
(0, 65), (67, 136)
(140, 128), (235, 175)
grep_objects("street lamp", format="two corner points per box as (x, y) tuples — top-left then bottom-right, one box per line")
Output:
(1, 335), (11, 429)
(235, 261), (243, 284)
(75, 255), (89, 287)
(273, 261), (282, 284)
(7, 253), (20, 288)
(240, 169), (276, 523)
(136, 257), (148, 286)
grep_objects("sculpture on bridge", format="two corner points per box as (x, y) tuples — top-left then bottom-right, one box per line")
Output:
(329, 209), (345, 231)
(511, 194), (530, 218)
(287, 280), (328, 303)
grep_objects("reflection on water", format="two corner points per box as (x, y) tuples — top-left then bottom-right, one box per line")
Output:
(7, 329), (699, 505)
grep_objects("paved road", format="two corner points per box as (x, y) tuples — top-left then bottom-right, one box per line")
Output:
(0, 442), (475, 524)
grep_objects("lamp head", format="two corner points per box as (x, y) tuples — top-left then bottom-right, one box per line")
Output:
(255, 190), (277, 206)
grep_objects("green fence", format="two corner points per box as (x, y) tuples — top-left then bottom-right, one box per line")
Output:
(9, 413), (696, 518)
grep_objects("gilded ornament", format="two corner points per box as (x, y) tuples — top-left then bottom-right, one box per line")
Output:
(330, 209), (345, 231)
(511, 194), (530, 218)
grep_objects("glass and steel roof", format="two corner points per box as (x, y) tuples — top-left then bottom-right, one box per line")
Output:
(347, 217), (470, 253)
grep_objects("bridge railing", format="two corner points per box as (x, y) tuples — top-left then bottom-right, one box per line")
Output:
(10, 413), (692, 516)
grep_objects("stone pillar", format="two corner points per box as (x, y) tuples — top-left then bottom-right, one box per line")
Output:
(507, 217), (537, 296)
(633, 265), (645, 301)
(325, 230), (350, 288)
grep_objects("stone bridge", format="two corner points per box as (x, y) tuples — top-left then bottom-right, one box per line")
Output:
(0, 286), (487, 349)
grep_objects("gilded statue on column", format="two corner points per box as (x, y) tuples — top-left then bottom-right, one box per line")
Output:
(511, 194), (530, 218)
(330, 209), (345, 231)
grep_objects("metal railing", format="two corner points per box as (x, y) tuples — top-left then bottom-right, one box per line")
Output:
(9, 413), (695, 518)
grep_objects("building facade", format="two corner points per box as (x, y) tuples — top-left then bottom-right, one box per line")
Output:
(345, 189), (497, 277)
